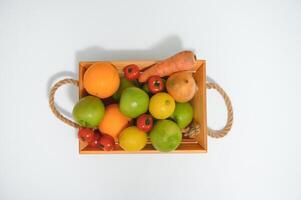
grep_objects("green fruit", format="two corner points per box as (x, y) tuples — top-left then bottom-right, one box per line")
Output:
(142, 83), (150, 94)
(119, 126), (147, 151)
(113, 77), (135, 101)
(72, 96), (105, 128)
(171, 102), (193, 128)
(150, 120), (182, 152)
(119, 87), (149, 118)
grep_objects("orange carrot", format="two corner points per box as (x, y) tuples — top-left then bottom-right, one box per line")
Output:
(138, 51), (196, 82)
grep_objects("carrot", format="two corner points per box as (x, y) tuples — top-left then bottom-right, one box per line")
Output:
(138, 51), (196, 82)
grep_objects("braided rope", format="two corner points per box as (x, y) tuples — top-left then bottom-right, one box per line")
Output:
(49, 79), (80, 128)
(206, 82), (233, 138)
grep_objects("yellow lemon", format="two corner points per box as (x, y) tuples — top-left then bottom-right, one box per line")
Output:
(119, 126), (147, 151)
(149, 92), (175, 119)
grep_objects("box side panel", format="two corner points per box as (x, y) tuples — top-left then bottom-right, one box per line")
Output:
(80, 143), (206, 154)
(192, 62), (207, 150)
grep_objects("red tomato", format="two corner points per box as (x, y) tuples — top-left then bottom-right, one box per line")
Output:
(147, 76), (164, 94)
(136, 114), (153, 132)
(88, 130), (102, 147)
(78, 128), (94, 143)
(99, 134), (115, 151)
(123, 64), (140, 80)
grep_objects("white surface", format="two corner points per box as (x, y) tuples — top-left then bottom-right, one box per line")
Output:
(0, 0), (300, 199)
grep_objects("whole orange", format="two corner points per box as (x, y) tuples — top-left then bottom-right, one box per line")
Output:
(83, 62), (120, 98)
(99, 104), (131, 140)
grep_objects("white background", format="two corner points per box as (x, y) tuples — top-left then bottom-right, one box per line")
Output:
(0, 0), (300, 199)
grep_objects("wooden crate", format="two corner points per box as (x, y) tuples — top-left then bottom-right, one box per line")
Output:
(78, 60), (207, 154)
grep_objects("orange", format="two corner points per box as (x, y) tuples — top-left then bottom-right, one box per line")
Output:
(99, 104), (131, 140)
(83, 62), (120, 98)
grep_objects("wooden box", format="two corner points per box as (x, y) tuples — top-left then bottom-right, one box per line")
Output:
(78, 60), (207, 154)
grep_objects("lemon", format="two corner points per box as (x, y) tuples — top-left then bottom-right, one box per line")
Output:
(119, 126), (147, 151)
(149, 92), (175, 119)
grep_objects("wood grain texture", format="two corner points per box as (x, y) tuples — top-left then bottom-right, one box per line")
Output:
(192, 61), (207, 150)
(78, 60), (207, 154)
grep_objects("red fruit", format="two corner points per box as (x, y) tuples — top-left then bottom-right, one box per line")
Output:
(148, 76), (164, 94)
(136, 114), (153, 132)
(89, 130), (102, 147)
(123, 64), (140, 80)
(78, 128), (94, 143)
(99, 134), (115, 151)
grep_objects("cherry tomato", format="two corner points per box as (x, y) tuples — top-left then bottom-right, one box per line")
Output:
(88, 130), (102, 147)
(147, 76), (164, 94)
(99, 134), (115, 151)
(78, 128), (94, 143)
(123, 64), (140, 80)
(136, 114), (153, 132)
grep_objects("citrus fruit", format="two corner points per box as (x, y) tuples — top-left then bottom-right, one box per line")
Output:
(83, 62), (120, 98)
(150, 119), (182, 152)
(119, 87), (149, 118)
(99, 104), (131, 140)
(72, 96), (105, 128)
(149, 92), (175, 119)
(119, 126), (147, 151)
(171, 102), (193, 128)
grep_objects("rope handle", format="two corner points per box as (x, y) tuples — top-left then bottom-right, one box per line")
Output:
(49, 79), (233, 138)
(206, 82), (233, 138)
(49, 79), (80, 128)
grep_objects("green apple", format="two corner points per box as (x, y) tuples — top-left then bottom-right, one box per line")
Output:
(150, 119), (182, 152)
(113, 77), (135, 101)
(171, 102), (193, 128)
(72, 96), (105, 128)
(142, 83), (150, 94)
(119, 87), (149, 118)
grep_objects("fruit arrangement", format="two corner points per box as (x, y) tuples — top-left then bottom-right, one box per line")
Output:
(72, 51), (198, 152)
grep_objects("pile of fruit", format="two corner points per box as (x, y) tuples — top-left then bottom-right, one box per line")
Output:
(73, 51), (198, 152)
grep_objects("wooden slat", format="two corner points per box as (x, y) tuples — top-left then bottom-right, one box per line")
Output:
(80, 143), (206, 154)
(191, 61), (207, 150)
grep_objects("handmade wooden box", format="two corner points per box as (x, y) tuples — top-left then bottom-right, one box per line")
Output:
(78, 60), (207, 154)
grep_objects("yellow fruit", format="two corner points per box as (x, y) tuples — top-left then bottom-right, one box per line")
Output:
(83, 62), (120, 98)
(166, 71), (196, 102)
(119, 126), (147, 151)
(99, 104), (131, 141)
(149, 92), (175, 119)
